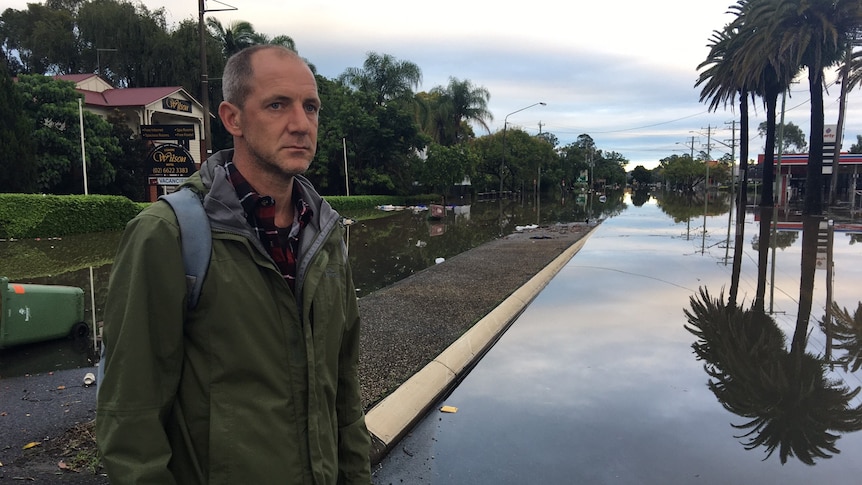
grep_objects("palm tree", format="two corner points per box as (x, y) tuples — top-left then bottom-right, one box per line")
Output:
(685, 288), (862, 465)
(847, 48), (862, 90)
(251, 32), (296, 52)
(748, 0), (862, 349)
(696, 16), (755, 308)
(753, 0), (862, 216)
(825, 301), (862, 371)
(338, 52), (422, 106)
(426, 77), (493, 146)
(206, 18), (258, 57)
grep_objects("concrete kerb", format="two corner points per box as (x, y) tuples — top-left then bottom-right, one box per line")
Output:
(366, 224), (599, 464)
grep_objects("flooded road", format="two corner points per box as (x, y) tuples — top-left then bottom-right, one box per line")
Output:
(0, 193), (621, 377)
(372, 192), (862, 484)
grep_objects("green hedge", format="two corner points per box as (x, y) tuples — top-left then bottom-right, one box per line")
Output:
(0, 193), (442, 239)
(0, 194), (143, 239)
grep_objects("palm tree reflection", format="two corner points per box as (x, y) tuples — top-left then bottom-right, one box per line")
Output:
(685, 288), (862, 465)
(823, 303), (862, 372)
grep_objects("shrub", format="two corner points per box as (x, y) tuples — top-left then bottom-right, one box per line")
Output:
(0, 192), (442, 239)
(0, 194), (142, 239)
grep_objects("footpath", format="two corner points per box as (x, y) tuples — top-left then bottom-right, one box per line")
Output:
(0, 221), (597, 483)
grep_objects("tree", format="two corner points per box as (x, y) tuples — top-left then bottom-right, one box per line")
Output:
(752, 0), (862, 215)
(757, 121), (807, 154)
(16, 74), (120, 193)
(631, 165), (652, 186)
(104, 109), (148, 200)
(206, 18), (258, 57)
(319, 74), (427, 196)
(536, 132), (558, 148)
(747, 0), (862, 343)
(850, 135), (862, 153)
(311, 75), (379, 195)
(425, 77), (492, 146)
(339, 52), (422, 106)
(685, 288), (862, 465)
(575, 133), (596, 152)
(592, 151), (628, 188)
(496, 128), (557, 193)
(557, 140), (590, 189)
(0, 57), (38, 192)
(418, 143), (478, 196)
(252, 32), (296, 51)
(0, 3), (80, 74)
(707, 0), (805, 312)
(696, 20), (755, 308)
(70, 0), (171, 87)
(659, 154), (704, 191)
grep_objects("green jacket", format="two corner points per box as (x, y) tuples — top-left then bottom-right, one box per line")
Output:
(97, 150), (371, 484)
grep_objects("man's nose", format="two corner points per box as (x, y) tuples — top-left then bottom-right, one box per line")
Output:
(287, 105), (312, 133)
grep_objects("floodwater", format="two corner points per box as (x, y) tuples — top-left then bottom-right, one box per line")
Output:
(0, 192), (621, 377)
(372, 191), (862, 484)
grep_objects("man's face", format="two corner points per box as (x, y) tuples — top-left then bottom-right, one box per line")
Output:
(230, 50), (320, 178)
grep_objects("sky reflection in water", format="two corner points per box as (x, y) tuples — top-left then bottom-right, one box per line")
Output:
(373, 192), (862, 485)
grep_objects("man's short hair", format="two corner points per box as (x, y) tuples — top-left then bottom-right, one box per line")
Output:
(222, 45), (307, 108)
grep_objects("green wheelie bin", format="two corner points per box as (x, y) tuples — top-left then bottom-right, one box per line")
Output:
(0, 276), (88, 349)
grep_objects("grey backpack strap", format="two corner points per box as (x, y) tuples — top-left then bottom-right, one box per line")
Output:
(159, 188), (212, 310)
(99, 188), (211, 391)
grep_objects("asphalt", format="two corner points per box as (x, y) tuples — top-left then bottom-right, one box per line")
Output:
(0, 221), (597, 482)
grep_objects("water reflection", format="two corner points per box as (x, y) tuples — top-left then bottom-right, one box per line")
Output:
(344, 193), (624, 296)
(685, 209), (862, 465)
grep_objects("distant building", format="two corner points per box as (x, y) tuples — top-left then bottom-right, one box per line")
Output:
(756, 153), (862, 204)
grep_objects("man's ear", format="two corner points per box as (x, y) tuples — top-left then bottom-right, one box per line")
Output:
(218, 101), (242, 136)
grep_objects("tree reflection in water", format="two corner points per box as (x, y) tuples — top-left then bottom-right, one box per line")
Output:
(823, 303), (862, 372)
(685, 288), (862, 465)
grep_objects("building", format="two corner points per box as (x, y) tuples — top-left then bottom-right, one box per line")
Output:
(756, 152), (862, 205)
(57, 74), (206, 201)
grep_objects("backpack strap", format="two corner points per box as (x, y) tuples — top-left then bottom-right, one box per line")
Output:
(159, 187), (212, 310)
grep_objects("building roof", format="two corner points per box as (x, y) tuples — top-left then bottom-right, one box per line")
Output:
(757, 153), (862, 165)
(56, 73), (102, 83)
(83, 86), (185, 108)
(54, 74), (193, 109)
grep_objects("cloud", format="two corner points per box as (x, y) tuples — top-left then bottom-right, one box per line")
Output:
(8, 0), (861, 168)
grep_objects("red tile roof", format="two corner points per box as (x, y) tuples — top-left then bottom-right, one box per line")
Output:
(56, 73), (101, 83)
(55, 74), (189, 108)
(99, 86), (184, 107)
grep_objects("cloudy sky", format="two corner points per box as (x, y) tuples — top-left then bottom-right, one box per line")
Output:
(9, 0), (862, 169)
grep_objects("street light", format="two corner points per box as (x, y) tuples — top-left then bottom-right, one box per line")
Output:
(500, 102), (546, 196)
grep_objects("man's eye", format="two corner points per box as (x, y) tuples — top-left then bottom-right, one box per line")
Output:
(305, 104), (320, 113)
(269, 102), (282, 110)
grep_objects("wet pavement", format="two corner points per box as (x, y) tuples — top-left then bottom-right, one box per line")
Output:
(372, 193), (862, 484)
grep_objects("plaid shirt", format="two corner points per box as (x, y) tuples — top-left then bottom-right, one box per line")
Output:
(225, 161), (313, 292)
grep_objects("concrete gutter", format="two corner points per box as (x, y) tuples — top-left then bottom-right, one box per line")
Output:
(366, 224), (599, 463)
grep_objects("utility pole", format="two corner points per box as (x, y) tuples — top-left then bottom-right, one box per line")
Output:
(198, 0), (211, 159)
(537, 122), (543, 202)
(724, 120), (737, 264)
(198, 0), (237, 161)
(701, 125), (715, 254)
(697, 125), (715, 190)
(724, 120), (737, 184)
(96, 48), (117, 76)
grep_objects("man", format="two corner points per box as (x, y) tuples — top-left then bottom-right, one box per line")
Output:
(97, 45), (371, 484)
